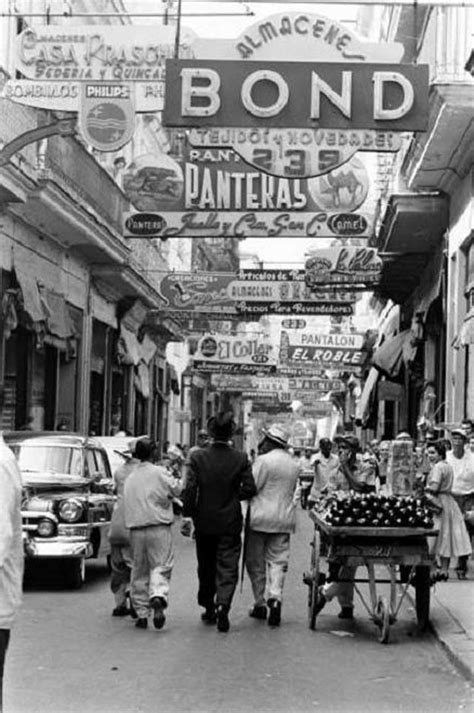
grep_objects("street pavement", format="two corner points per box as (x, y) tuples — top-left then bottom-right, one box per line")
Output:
(5, 510), (473, 713)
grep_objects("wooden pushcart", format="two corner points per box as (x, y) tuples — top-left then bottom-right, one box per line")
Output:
(305, 510), (437, 643)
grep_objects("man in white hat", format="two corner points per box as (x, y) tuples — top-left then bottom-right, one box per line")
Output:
(447, 428), (474, 577)
(245, 424), (301, 627)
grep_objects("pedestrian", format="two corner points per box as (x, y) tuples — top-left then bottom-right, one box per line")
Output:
(0, 386), (24, 712)
(245, 424), (301, 627)
(308, 438), (340, 503)
(108, 445), (140, 618)
(298, 448), (314, 509)
(425, 440), (471, 581)
(181, 412), (256, 633)
(314, 436), (376, 620)
(123, 438), (183, 630)
(446, 429), (474, 577)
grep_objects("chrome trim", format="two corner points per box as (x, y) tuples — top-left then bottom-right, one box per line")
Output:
(24, 539), (93, 559)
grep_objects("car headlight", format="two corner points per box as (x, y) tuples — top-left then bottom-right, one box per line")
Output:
(37, 518), (56, 538)
(58, 499), (83, 523)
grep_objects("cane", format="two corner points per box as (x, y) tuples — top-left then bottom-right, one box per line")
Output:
(240, 503), (250, 593)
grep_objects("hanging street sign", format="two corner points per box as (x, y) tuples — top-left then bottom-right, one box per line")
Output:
(190, 11), (404, 64)
(287, 331), (365, 350)
(1, 79), (167, 113)
(284, 330), (365, 369)
(78, 83), (135, 151)
(163, 60), (429, 132)
(123, 209), (372, 239)
(121, 146), (369, 214)
(158, 270), (356, 317)
(192, 333), (278, 374)
(188, 128), (401, 179)
(305, 247), (382, 287)
(14, 24), (196, 82)
(301, 402), (334, 419)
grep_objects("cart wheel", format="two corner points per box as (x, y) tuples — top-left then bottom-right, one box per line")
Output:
(415, 565), (431, 632)
(375, 596), (390, 644)
(308, 530), (321, 631)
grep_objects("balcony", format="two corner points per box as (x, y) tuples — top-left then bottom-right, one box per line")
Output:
(403, 6), (474, 193)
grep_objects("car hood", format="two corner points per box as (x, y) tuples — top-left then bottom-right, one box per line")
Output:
(21, 472), (90, 490)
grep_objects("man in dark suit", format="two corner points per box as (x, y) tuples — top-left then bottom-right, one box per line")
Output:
(182, 412), (256, 632)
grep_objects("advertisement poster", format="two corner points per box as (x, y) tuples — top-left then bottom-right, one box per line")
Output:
(192, 333), (278, 374)
(305, 247), (382, 287)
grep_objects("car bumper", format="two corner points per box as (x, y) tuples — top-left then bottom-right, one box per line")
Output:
(23, 535), (93, 559)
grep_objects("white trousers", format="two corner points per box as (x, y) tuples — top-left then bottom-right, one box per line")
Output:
(130, 524), (174, 618)
(245, 530), (291, 605)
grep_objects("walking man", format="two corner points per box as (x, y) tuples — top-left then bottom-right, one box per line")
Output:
(245, 425), (301, 627)
(181, 412), (256, 633)
(0, 387), (24, 711)
(123, 438), (183, 630)
(108, 445), (140, 618)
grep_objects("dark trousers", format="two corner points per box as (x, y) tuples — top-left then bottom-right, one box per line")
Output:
(0, 629), (11, 712)
(195, 532), (241, 611)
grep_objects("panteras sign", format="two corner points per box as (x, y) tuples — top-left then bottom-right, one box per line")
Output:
(163, 60), (429, 131)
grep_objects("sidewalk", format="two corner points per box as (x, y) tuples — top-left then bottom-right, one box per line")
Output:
(428, 571), (474, 683)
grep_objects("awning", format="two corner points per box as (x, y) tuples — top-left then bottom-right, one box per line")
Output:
(356, 367), (380, 427)
(119, 324), (140, 366)
(410, 247), (444, 326)
(14, 265), (45, 323)
(372, 329), (418, 378)
(38, 287), (76, 339)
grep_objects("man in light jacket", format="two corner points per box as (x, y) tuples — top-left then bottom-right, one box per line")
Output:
(245, 424), (300, 627)
(0, 387), (24, 711)
(123, 438), (183, 630)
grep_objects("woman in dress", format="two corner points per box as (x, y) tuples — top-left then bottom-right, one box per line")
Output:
(425, 441), (472, 580)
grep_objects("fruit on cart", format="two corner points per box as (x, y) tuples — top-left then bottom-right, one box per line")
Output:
(320, 492), (434, 528)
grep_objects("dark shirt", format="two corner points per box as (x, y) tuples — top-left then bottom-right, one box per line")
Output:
(182, 442), (256, 534)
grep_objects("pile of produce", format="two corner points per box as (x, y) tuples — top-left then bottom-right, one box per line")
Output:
(319, 492), (434, 529)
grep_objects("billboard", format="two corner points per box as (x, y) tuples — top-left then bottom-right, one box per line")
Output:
(192, 333), (278, 374)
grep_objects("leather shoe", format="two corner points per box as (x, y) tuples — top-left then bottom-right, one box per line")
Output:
(112, 605), (129, 617)
(216, 604), (230, 632)
(150, 596), (166, 630)
(267, 599), (281, 627)
(201, 608), (217, 624)
(249, 604), (267, 620)
(135, 617), (148, 629)
(338, 607), (354, 620)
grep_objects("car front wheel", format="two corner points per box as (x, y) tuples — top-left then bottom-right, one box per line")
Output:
(64, 558), (86, 589)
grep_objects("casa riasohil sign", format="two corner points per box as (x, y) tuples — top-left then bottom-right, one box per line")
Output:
(163, 60), (429, 132)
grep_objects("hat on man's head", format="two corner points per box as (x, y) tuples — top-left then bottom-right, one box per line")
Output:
(339, 435), (360, 451)
(207, 412), (235, 440)
(197, 429), (208, 438)
(451, 427), (467, 440)
(263, 424), (290, 448)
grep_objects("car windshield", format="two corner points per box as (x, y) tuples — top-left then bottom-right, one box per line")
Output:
(12, 445), (83, 476)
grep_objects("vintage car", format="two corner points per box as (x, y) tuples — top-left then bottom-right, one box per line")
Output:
(4, 432), (116, 589)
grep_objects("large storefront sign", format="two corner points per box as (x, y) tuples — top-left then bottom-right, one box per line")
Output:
(302, 403), (334, 419)
(124, 209), (372, 239)
(163, 60), (429, 131)
(188, 128), (400, 180)
(288, 331), (365, 349)
(305, 247), (382, 287)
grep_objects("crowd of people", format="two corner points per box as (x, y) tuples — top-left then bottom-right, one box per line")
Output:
(104, 415), (473, 634)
